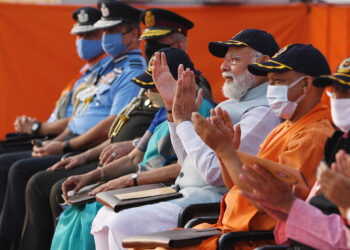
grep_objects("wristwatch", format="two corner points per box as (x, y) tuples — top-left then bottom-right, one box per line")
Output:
(131, 173), (138, 186)
(62, 140), (73, 154)
(132, 139), (139, 148)
(31, 121), (41, 135)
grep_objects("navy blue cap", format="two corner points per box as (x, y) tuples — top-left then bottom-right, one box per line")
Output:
(209, 29), (279, 58)
(71, 7), (102, 34)
(94, 0), (142, 29)
(132, 47), (195, 89)
(248, 44), (331, 77)
(313, 57), (350, 89)
(140, 8), (194, 40)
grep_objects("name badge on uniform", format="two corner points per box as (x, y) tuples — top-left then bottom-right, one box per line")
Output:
(77, 86), (98, 102)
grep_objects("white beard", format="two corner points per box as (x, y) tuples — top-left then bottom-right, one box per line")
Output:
(222, 69), (258, 101)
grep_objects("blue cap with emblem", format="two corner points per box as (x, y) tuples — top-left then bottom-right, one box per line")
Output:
(71, 7), (102, 34)
(313, 57), (350, 89)
(131, 47), (195, 89)
(209, 28), (279, 58)
(248, 44), (331, 77)
(94, 0), (142, 29)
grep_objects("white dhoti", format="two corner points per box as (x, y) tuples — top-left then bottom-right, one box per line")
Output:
(91, 202), (183, 250)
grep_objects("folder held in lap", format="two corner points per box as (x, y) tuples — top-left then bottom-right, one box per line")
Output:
(122, 228), (222, 248)
(96, 183), (182, 212)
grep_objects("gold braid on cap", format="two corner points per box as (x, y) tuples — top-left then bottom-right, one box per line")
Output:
(108, 89), (147, 139)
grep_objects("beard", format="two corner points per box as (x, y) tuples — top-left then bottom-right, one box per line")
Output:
(222, 69), (259, 101)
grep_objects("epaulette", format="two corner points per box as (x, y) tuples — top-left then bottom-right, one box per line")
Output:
(129, 58), (144, 68)
(113, 55), (128, 64)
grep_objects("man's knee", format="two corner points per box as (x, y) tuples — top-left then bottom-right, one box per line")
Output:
(7, 161), (27, 181)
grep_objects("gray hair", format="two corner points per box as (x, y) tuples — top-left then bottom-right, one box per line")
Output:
(170, 32), (187, 48)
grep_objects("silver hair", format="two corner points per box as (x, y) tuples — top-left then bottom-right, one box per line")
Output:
(170, 32), (187, 48)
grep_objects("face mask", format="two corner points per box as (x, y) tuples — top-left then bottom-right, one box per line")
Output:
(267, 76), (306, 120)
(331, 97), (350, 132)
(147, 91), (165, 107)
(76, 39), (103, 60)
(144, 40), (172, 64)
(102, 33), (127, 57)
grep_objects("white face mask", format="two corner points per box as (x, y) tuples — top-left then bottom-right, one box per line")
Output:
(147, 91), (165, 108)
(267, 76), (306, 120)
(331, 97), (350, 133)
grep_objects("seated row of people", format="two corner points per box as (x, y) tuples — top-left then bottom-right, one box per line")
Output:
(0, 0), (349, 249)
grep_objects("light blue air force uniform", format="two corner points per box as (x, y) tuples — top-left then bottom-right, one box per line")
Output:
(68, 49), (146, 135)
(47, 56), (111, 123)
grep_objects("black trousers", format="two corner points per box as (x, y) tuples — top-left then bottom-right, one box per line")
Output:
(19, 161), (99, 250)
(0, 151), (62, 241)
(0, 144), (33, 155)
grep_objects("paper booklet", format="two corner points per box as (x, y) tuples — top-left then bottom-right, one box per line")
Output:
(237, 151), (309, 190)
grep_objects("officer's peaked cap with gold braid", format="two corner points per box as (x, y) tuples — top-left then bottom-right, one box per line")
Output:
(94, 0), (142, 29)
(140, 8), (193, 40)
(71, 7), (102, 34)
(313, 57), (350, 89)
(248, 44), (331, 77)
(132, 47), (195, 89)
(209, 29), (279, 58)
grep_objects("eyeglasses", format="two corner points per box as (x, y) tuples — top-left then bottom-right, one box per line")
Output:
(224, 54), (258, 65)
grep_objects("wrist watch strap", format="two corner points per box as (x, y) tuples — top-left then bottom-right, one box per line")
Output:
(62, 140), (73, 154)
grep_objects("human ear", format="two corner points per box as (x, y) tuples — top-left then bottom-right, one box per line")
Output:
(302, 76), (313, 93)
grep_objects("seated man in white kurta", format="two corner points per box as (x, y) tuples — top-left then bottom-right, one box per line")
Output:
(91, 29), (282, 250)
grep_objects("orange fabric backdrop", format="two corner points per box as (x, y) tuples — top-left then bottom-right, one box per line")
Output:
(0, 3), (349, 138)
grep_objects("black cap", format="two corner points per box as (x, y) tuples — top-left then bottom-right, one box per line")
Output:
(248, 44), (331, 77)
(71, 7), (102, 34)
(132, 47), (195, 89)
(313, 57), (350, 89)
(94, 0), (142, 29)
(140, 8), (194, 40)
(209, 29), (279, 58)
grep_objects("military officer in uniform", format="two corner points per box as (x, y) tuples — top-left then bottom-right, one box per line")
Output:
(141, 8), (213, 101)
(0, 2), (146, 249)
(17, 6), (215, 250)
(1, 7), (107, 155)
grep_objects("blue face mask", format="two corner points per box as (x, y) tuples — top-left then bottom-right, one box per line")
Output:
(102, 33), (128, 58)
(75, 39), (103, 61)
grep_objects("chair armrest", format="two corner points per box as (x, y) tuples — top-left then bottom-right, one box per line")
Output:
(184, 216), (220, 228)
(255, 245), (289, 250)
(217, 230), (274, 250)
(177, 202), (221, 227)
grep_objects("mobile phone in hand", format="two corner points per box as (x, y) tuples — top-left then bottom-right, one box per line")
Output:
(31, 139), (43, 147)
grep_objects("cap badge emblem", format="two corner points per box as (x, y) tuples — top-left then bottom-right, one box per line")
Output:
(101, 4), (110, 17)
(272, 45), (289, 59)
(78, 10), (88, 23)
(145, 11), (155, 27)
(147, 55), (155, 72)
(338, 59), (350, 73)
